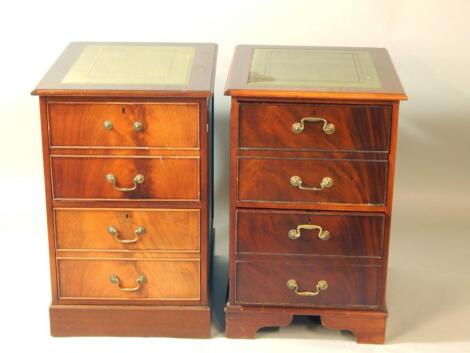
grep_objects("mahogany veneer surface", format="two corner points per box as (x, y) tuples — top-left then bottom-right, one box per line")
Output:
(236, 261), (380, 307)
(238, 157), (388, 205)
(239, 103), (391, 151)
(49, 102), (200, 148)
(236, 210), (385, 257)
(33, 42), (216, 337)
(225, 44), (406, 343)
(58, 259), (200, 301)
(55, 208), (200, 251)
(51, 156), (200, 200)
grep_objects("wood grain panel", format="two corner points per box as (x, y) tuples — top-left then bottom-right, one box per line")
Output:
(54, 208), (199, 251)
(236, 261), (380, 308)
(239, 103), (391, 152)
(58, 259), (200, 300)
(238, 157), (387, 206)
(225, 304), (387, 343)
(236, 210), (384, 257)
(49, 102), (199, 148)
(51, 156), (199, 200)
(50, 304), (211, 337)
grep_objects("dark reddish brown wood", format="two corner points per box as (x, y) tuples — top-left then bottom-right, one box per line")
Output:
(225, 304), (387, 343)
(321, 309), (387, 344)
(236, 209), (384, 257)
(228, 97), (240, 305)
(239, 103), (392, 152)
(225, 45), (405, 343)
(225, 304), (293, 338)
(238, 148), (388, 161)
(238, 157), (388, 205)
(50, 304), (211, 337)
(235, 261), (380, 308)
(235, 253), (381, 266)
(378, 101), (401, 305)
(51, 156), (199, 200)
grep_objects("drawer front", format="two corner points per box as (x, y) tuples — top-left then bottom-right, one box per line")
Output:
(55, 209), (199, 251)
(48, 102), (199, 148)
(236, 261), (380, 308)
(51, 156), (199, 200)
(237, 210), (384, 257)
(58, 259), (200, 300)
(239, 103), (391, 152)
(238, 158), (387, 205)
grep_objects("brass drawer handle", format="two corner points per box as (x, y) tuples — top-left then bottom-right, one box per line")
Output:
(288, 224), (330, 240)
(290, 175), (333, 191)
(103, 120), (143, 131)
(107, 225), (145, 244)
(109, 274), (146, 292)
(292, 117), (335, 135)
(286, 279), (328, 296)
(105, 173), (144, 192)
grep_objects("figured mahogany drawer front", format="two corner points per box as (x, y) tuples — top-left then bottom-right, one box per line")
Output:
(48, 102), (199, 149)
(238, 158), (387, 206)
(57, 259), (200, 301)
(237, 210), (384, 257)
(239, 103), (391, 152)
(51, 156), (199, 201)
(236, 261), (380, 308)
(55, 208), (200, 251)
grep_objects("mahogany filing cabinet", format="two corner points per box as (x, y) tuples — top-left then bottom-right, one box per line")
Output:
(32, 42), (216, 337)
(224, 45), (406, 343)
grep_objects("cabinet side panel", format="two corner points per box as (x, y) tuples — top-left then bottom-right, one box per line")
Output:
(40, 96), (58, 303)
(379, 101), (401, 305)
(229, 97), (240, 303)
(198, 98), (209, 305)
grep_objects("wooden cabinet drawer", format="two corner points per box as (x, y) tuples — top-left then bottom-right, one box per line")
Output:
(237, 210), (384, 257)
(48, 102), (199, 149)
(236, 261), (380, 308)
(239, 103), (391, 152)
(238, 158), (387, 206)
(57, 259), (200, 301)
(51, 156), (199, 201)
(55, 208), (199, 251)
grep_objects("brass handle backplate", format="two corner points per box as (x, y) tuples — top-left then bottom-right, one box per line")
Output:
(105, 173), (144, 192)
(109, 274), (146, 292)
(292, 117), (335, 135)
(288, 224), (330, 240)
(107, 225), (145, 244)
(290, 175), (333, 191)
(286, 279), (328, 296)
(103, 120), (144, 131)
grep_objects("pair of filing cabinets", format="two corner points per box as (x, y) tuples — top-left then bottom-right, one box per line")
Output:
(33, 42), (406, 343)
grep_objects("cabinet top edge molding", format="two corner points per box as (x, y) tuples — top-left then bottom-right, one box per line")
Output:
(32, 42), (218, 97)
(225, 45), (407, 101)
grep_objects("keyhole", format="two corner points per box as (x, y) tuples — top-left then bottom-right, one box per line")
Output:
(122, 107), (126, 114)
(308, 217), (312, 224)
(125, 213), (129, 219)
